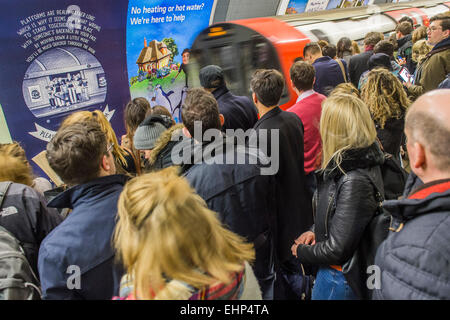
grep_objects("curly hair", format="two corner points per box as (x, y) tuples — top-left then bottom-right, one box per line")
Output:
(361, 68), (410, 129)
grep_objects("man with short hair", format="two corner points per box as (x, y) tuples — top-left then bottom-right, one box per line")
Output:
(348, 31), (384, 87)
(287, 61), (325, 199)
(250, 69), (313, 299)
(303, 42), (345, 96)
(396, 21), (415, 73)
(179, 88), (277, 300)
(406, 13), (450, 97)
(199, 65), (258, 131)
(38, 120), (127, 299)
(373, 89), (450, 300)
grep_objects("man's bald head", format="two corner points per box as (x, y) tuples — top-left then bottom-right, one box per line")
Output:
(405, 89), (450, 172)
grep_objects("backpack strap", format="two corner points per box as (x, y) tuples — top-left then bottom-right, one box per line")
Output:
(336, 59), (348, 83)
(0, 182), (12, 208)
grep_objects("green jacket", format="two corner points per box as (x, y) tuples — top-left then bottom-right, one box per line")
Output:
(409, 37), (450, 98)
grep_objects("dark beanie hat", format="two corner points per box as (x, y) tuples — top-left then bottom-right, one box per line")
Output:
(133, 115), (171, 150)
(199, 65), (225, 89)
(368, 53), (393, 71)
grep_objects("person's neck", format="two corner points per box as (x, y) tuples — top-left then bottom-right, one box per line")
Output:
(418, 172), (450, 185)
(311, 54), (323, 63)
(256, 104), (278, 118)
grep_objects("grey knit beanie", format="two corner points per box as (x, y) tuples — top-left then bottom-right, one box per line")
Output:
(133, 120), (167, 150)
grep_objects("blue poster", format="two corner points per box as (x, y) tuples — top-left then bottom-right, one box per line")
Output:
(285, 0), (309, 14)
(126, 0), (215, 123)
(0, 0), (215, 179)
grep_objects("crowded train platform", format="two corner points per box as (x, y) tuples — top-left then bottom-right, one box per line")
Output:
(0, 0), (449, 307)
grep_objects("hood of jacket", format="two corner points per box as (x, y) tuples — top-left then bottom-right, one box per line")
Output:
(321, 142), (385, 180)
(149, 124), (184, 166)
(384, 179), (450, 222)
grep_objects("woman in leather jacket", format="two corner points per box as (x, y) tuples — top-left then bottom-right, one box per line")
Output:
(291, 94), (384, 300)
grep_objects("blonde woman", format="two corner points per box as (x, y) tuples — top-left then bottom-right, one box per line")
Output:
(291, 94), (384, 300)
(61, 110), (138, 175)
(0, 142), (52, 194)
(329, 82), (360, 98)
(113, 167), (262, 300)
(0, 151), (62, 275)
(361, 68), (410, 158)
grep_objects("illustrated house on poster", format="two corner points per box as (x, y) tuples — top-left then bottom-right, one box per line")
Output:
(136, 38), (172, 73)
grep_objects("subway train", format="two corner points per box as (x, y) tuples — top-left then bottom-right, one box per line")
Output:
(190, 0), (450, 109)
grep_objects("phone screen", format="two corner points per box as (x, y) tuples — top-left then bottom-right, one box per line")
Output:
(399, 67), (411, 82)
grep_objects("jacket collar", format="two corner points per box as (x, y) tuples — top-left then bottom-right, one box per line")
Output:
(48, 174), (129, 209)
(313, 56), (332, 64)
(397, 34), (412, 48)
(212, 85), (229, 100)
(254, 106), (282, 129)
(384, 178), (450, 221)
(321, 142), (385, 179)
(431, 36), (450, 52)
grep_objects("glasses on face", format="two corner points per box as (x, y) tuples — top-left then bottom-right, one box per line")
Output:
(427, 26), (442, 32)
(106, 143), (114, 154)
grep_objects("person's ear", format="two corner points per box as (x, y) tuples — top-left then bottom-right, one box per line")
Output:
(219, 114), (225, 127)
(252, 92), (258, 105)
(410, 141), (426, 175)
(101, 154), (112, 172)
(182, 126), (192, 138)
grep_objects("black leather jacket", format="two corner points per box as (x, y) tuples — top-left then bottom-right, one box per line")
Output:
(296, 142), (384, 298)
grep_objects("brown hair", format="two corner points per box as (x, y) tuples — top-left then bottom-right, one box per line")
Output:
(337, 37), (353, 58)
(303, 42), (322, 57)
(151, 106), (175, 126)
(361, 68), (410, 129)
(317, 40), (329, 50)
(124, 97), (151, 141)
(290, 61), (315, 91)
(374, 40), (394, 57)
(364, 32), (383, 47)
(396, 21), (413, 36)
(61, 110), (127, 167)
(46, 121), (108, 186)
(250, 69), (284, 107)
(182, 88), (221, 137)
(430, 13), (450, 32)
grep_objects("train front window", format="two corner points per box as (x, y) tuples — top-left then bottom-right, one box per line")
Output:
(191, 24), (286, 101)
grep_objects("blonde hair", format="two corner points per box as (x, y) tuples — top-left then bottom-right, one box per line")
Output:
(412, 26), (427, 44)
(61, 110), (127, 166)
(412, 39), (432, 63)
(361, 68), (410, 129)
(320, 94), (377, 172)
(0, 142), (33, 186)
(329, 83), (360, 98)
(114, 167), (255, 300)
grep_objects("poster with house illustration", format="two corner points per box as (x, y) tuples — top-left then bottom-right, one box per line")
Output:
(127, 0), (215, 123)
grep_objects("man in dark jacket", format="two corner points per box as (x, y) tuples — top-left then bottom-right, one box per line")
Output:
(250, 69), (313, 299)
(396, 21), (415, 74)
(303, 43), (345, 96)
(199, 65), (258, 131)
(374, 89), (450, 299)
(38, 120), (127, 299)
(348, 32), (383, 88)
(178, 88), (276, 300)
